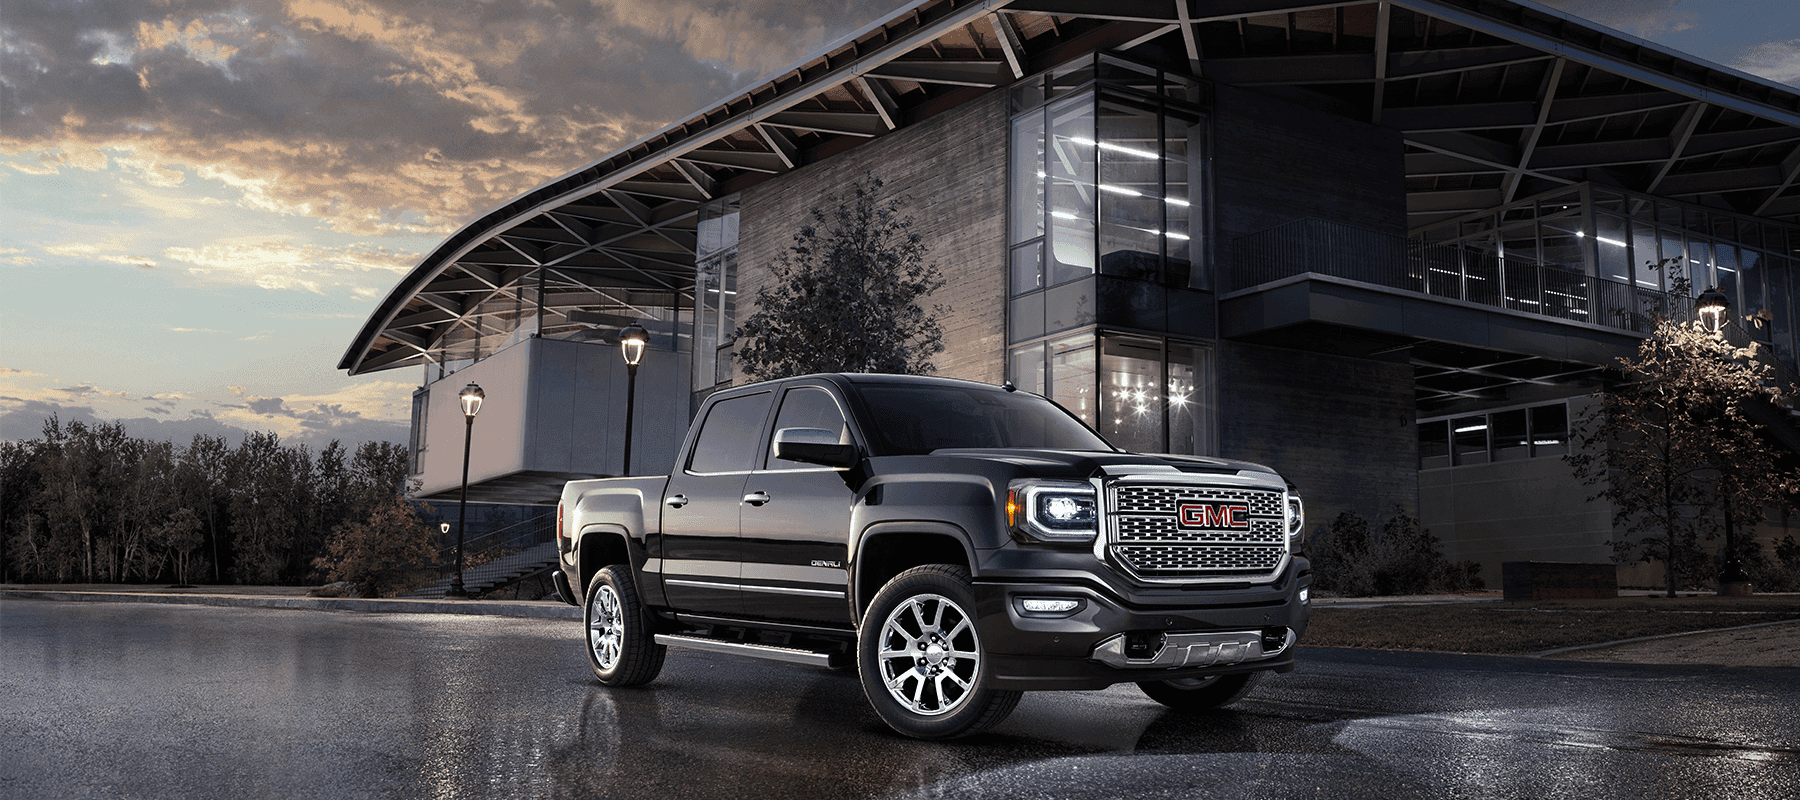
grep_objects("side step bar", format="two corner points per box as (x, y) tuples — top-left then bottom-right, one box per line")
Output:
(654, 634), (834, 667)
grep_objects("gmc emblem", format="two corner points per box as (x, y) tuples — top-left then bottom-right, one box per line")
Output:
(1178, 503), (1250, 530)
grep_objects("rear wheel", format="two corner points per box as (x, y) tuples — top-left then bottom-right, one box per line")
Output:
(585, 565), (665, 686)
(1137, 672), (1262, 711)
(858, 564), (1021, 739)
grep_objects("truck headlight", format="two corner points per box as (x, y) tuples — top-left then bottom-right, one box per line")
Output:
(1285, 490), (1305, 544)
(1008, 481), (1099, 543)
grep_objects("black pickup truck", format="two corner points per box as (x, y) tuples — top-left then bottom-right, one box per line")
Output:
(552, 373), (1310, 739)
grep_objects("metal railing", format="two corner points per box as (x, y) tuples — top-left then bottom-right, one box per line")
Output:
(1230, 218), (1678, 335)
(435, 511), (554, 567)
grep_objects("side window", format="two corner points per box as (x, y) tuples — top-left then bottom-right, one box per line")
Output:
(687, 392), (773, 474)
(767, 387), (850, 471)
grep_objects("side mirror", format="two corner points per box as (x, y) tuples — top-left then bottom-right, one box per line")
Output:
(773, 427), (858, 469)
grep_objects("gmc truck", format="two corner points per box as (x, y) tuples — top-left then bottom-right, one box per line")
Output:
(552, 373), (1310, 739)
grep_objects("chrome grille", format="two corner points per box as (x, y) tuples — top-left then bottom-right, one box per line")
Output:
(1108, 483), (1288, 582)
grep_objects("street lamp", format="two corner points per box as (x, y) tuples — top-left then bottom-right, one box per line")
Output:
(449, 381), (484, 599)
(1696, 286), (1730, 334)
(618, 324), (649, 475)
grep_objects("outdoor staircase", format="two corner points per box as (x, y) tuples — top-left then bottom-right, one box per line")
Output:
(404, 540), (560, 599)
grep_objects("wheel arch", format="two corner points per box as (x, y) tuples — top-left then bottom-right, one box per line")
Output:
(851, 521), (977, 621)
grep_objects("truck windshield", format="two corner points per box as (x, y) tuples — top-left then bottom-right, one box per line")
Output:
(853, 384), (1115, 456)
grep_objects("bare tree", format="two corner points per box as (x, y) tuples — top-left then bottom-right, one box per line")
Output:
(733, 175), (946, 380)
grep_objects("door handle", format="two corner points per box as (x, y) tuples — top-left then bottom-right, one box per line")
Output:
(665, 495), (689, 509)
(741, 491), (771, 507)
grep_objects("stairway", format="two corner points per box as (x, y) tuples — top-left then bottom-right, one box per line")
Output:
(405, 541), (560, 598)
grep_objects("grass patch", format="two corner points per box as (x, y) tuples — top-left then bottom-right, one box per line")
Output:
(1305, 596), (1800, 655)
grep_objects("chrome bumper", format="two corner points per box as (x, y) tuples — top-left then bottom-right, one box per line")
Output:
(1090, 628), (1296, 669)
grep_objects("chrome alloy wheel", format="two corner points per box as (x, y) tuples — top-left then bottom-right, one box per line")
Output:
(875, 592), (982, 717)
(588, 583), (624, 671)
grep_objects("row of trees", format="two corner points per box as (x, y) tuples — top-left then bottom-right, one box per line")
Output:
(1, 416), (412, 586)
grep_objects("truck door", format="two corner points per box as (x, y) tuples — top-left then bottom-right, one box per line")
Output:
(657, 389), (773, 615)
(737, 384), (857, 626)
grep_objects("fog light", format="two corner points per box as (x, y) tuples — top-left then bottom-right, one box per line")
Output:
(1020, 598), (1081, 613)
(1300, 587), (1310, 605)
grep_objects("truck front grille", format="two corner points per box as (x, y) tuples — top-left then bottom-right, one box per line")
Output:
(1108, 484), (1288, 583)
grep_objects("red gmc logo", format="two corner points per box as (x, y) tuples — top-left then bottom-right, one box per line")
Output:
(1178, 503), (1250, 530)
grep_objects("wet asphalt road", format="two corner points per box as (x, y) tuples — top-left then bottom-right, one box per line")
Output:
(2, 599), (1796, 800)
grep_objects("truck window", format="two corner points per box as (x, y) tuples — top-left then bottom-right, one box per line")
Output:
(854, 384), (1113, 456)
(767, 387), (850, 471)
(687, 391), (773, 474)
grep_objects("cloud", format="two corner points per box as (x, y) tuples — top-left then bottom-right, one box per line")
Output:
(1533, 1), (1697, 40)
(40, 242), (159, 268)
(1736, 40), (1800, 87)
(1, 0), (903, 237)
(161, 239), (417, 293)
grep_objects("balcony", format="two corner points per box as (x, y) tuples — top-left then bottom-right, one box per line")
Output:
(1229, 218), (1681, 335)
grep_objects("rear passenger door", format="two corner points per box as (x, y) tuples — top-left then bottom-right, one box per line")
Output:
(656, 390), (773, 615)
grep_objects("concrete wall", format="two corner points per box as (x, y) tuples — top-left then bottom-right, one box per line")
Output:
(415, 337), (690, 499)
(736, 90), (1009, 385)
(1421, 457), (1615, 586)
(1217, 340), (1417, 530)
(1211, 83), (1408, 247)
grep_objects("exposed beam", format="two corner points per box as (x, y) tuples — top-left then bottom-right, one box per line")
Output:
(1754, 143), (1800, 216)
(854, 76), (901, 130)
(764, 110), (887, 137)
(1505, 58), (1564, 204)
(672, 160), (717, 199)
(865, 60), (1011, 88)
(1645, 102), (1706, 194)
(753, 123), (799, 169)
(1371, 2), (1391, 126)
(987, 11), (1027, 79)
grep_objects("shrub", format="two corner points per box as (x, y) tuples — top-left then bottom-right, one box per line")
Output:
(312, 493), (436, 597)
(1307, 505), (1485, 597)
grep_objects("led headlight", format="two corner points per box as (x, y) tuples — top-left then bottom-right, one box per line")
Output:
(1285, 489), (1305, 544)
(1008, 480), (1099, 543)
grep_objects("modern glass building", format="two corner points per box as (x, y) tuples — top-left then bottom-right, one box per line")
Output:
(342, 0), (1800, 585)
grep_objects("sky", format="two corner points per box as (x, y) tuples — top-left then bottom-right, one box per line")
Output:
(2, 0), (1797, 452)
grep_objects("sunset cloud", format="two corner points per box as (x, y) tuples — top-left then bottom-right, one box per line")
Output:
(162, 240), (418, 294)
(1, 0), (899, 237)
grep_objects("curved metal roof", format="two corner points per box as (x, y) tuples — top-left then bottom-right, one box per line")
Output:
(342, 0), (1800, 376)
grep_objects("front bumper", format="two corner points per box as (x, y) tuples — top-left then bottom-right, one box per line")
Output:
(970, 557), (1310, 691)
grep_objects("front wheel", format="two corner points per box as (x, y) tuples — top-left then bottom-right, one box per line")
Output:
(1137, 672), (1262, 711)
(858, 564), (1021, 739)
(585, 565), (665, 686)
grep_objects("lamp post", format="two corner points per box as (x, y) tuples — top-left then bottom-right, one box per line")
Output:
(619, 324), (649, 476)
(1696, 286), (1729, 335)
(449, 382), (484, 599)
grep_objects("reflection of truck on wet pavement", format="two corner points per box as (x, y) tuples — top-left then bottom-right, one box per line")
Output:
(553, 373), (1310, 739)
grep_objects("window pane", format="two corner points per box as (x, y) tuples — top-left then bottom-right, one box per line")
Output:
(1045, 279), (1095, 333)
(1010, 292), (1046, 342)
(1530, 404), (1568, 457)
(688, 392), (773, 474)
(1715, 243), (1739, 315)
(1099, 335), (1164, 454)
(1452, 416), (1488, 465)
(1418, 420), (1449, 469)
(1168, 114), (1203, 289)
(1047, 94), (1097, 285)
(1771, 257), (1794, 367)
(1166, 342), (1214, 456)
(1047, 333), (1096, 427)
(1688, 239), (1711, 297)
(767, 387), (849, 471)
(1742, 249), (1768, 341)
(1010, 112), (1047, 244)
(1011, 242), (1044, 296)
(1631, 221), (1660, 289)
(1492, 409), (1528, 461)
(1098, 100), (1162, 281)
(1010, 342), (1047, 395)
(1597, 213), (1629, 284)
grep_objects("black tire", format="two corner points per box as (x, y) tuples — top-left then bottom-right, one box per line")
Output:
(858, 564), (1021, 740)
(1137, 672), (1262, 711)
(585, 565), (666, 686)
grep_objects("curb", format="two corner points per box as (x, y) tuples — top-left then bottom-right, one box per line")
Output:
(1529, 618), (1800, 658)
(0, 589), (583, 621)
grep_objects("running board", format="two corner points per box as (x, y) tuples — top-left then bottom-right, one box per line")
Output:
(654, 634), (834, 667)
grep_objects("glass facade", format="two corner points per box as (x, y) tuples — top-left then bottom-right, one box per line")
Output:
(1417, 185), (1800, 364)
(692, 198), (741, 390)
(1418, 402), (1569, 469)
(1006, 55), (1216, 455)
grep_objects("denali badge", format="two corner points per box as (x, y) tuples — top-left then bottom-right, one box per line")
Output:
(811, 560), (842, 568)
(1178, 503), (1250, 530)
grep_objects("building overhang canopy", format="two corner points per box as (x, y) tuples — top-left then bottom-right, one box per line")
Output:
(341, 0), (1800, 376)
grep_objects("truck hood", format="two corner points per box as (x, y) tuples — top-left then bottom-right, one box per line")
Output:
(926, 448), (1282, 482)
